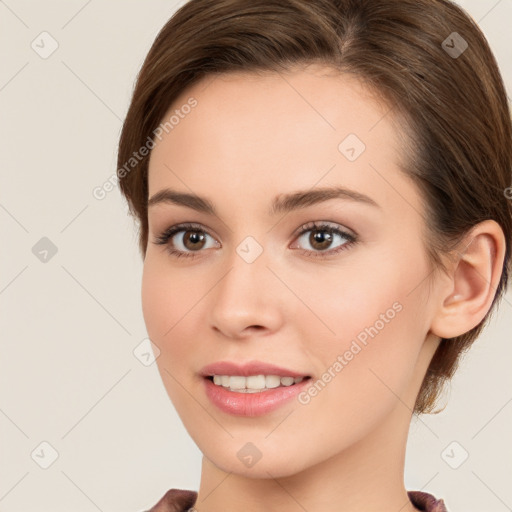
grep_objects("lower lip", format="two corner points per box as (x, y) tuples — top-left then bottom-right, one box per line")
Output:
(203, 377), (312, 417)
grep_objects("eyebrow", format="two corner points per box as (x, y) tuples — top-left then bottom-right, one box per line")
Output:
(147, 186), (381, 215)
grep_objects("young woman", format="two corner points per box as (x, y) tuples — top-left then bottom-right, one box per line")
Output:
(117, 0), (512, 510)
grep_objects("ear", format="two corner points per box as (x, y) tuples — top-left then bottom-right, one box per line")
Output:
(429, 220), (507, 339)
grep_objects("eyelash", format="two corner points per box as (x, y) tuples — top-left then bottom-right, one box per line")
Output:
(153, 221), (358, 260)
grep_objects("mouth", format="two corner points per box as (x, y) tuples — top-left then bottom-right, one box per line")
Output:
(204, 374), (312, 393)
(199, 361), (313, 415)
(203, 374), (313, 416)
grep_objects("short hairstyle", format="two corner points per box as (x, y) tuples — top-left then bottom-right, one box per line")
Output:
(117, 0), (512, 415)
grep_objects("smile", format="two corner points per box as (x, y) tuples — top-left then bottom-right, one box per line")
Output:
(209, 374), (307, 392)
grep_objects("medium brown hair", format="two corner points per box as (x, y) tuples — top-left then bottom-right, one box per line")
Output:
(117, 0), (512, 415)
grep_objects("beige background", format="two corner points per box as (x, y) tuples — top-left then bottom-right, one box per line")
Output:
(1, 1), (511, 511)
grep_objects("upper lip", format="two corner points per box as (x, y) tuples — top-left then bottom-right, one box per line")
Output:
(200, 360), (310, 378)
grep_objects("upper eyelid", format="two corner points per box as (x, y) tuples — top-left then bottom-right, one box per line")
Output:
(292, 220), (355, 237)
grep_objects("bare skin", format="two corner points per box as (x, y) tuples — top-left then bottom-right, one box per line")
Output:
(142, 64), (505, 512)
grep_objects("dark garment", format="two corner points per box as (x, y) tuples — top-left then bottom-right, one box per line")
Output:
(408, 491), (448, 511)
(143, 488), (448, 511)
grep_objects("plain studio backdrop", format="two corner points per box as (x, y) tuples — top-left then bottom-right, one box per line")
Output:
(0, 1), (511, 511)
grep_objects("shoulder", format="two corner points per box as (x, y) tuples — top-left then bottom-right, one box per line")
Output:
(143, 488), (198, 512)
(408, 490), (448, 512)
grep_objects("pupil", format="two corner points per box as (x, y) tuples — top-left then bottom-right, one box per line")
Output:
(185, 231), (205, 249)
(312, 230), (332, 249)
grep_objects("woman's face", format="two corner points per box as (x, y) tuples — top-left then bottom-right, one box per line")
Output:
(142, 64), (444, 477)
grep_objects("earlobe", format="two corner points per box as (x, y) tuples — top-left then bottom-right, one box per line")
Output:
(429, 220), (506, 340)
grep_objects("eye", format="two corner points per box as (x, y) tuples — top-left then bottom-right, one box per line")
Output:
(153, 222), (219, 259)
(290, 221), (357, 258)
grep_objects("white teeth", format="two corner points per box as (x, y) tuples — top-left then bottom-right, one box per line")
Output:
(229, 376), (246, 389)
(281, 376), (295, 386)
(210, 374), (305, 392)
(246, 375), (266, 389)
(265, 375), (281, 389)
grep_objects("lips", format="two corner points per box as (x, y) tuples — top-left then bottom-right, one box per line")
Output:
(203, 375), (312, 416)
(199, 360), (311, 379)
(199, 361), (313, 416)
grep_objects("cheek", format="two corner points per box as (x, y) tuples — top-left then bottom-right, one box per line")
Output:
(294, 251), (427, 409)
(141, 253), (196, 338)
(141, 257), (199, 409)
(141, 257), (169, 340)
(141, 255), (189, 367)
(141, 255), (207, 372)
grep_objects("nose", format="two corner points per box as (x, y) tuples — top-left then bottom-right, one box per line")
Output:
(208, 243), (284, 340)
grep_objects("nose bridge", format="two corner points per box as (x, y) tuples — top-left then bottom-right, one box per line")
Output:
(218, 234), (271, 308)
(209, 233), (282, 335)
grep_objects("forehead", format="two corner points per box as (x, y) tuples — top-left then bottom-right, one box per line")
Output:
(153, 64), (393, 150)
(147, 64), (419, 220)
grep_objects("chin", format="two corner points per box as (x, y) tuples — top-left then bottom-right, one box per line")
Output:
(199, 437), (314, 479)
